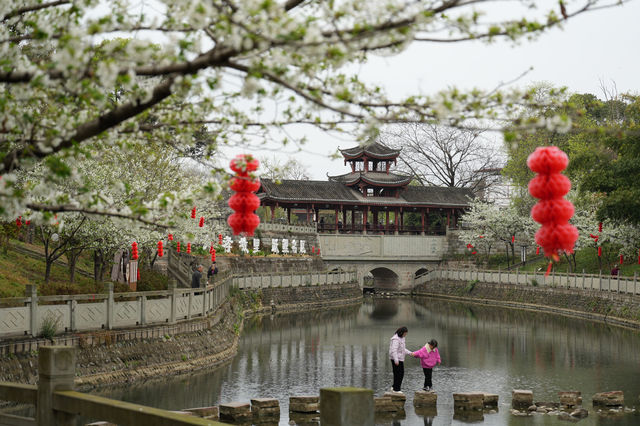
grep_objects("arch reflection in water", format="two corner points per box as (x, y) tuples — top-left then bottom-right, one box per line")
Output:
(98, 298), (640, 425)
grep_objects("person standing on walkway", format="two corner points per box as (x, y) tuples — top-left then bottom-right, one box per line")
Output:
(191, 265), (203, 288)
(412, 339), (441, 391)
(207, 262), (218, 284)
(389, 326), (412, 393)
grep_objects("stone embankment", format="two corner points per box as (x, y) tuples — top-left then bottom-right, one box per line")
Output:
(0, 282), (362, 389)
(413, 278), (640, 329)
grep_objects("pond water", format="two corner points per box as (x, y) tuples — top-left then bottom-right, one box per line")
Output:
(98, 297), (640, 425)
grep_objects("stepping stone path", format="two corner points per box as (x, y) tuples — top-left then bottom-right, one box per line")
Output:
(382, 391), (406, 411)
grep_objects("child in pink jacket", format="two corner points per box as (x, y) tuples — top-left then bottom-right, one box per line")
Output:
(412, 339), (441, 391)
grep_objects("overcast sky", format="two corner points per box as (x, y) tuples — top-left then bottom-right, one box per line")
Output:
(224, 1), (640, 180)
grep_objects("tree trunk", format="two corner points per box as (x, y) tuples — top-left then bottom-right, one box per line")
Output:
(67, 248), (83, 284)
(44, 260), (53, 285)
(505, 242), (510, 268)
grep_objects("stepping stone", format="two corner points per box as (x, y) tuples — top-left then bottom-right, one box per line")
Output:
(219, 402), (251, 422)
(413, 390), (437, 407)
(374, 396), (396, 413)
(453, 392), (484, 411)
(382, 391), (406, 410)
(558, 391), (582, 408)
(512, 389), (533, 410)
(290, 395), (319, 413)
(483, 393), (499, 407)
(251, 398), (280, 418)
(592, 391), (624, 407)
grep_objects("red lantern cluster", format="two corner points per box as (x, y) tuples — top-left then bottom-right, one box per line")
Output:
(168, 234), (174, 241)
(187, 242), (191, 254)
(131, 242), (139, 260)
(528, 146), (578, 263)
(218, 234), (223, 245)
(191, 207), (197, 219)
(620, 254), (623, 265)
(157, 241), (164, 257)
(16, 217), (22, 229)
(598, 222), (603, 233)
(177, 242), (181, 253)
(211, 248), (216, 263)
(199, 217), (204, 227)
(227, 154), (261, 236)
(511, 235), (515, 244)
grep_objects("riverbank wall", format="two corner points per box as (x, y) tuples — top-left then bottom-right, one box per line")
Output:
(413, 279), (640, 330)
(0, 282), (362, 389)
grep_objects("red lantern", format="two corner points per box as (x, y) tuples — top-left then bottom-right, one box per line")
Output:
(177, 242), (181, 253)
(25, 220), (30, 226)
(599, 222), (603, 233)
(511, 235), (515, 244)
(620, 254), (623, 265)
(536, 246), (540, 255)
(15, 217), (21, 229)
(638, 249), (640, 265)
(168, 234), (173, 241)
(317, 248), (321, 256)
(157, 241), (164, 257)
(471, 251), (477, 255)
(218, 234), (223, 245)
(137, 269), (140, 281)
(527, 146), (578, 265)
(131, 242), (139, 260)
(211, 248), (216, 262)
(227, 154), (261, 236)
(598, 246), (602, 257)
(191, 207), (196, 219)
(199, 217), (204, 227)
(187, 243), (191, 254)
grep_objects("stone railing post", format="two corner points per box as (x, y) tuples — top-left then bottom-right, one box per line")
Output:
(104, 282), (114, 330)
(320, 387), (373, 425)
(26, 284), (38, 337)
(140, 295), (146, 325)
(37, 346), (77, 426)
(68, 299), (76, 332)
(169, 279), (177, 324)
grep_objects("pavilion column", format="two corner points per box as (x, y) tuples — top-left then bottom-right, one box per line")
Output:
(421, 209), (425, 236)
(373, 210), (378, 232)
(306, 206), (310, 224)
(426, 208), (430, 234)
(385, 210), (389, 234)
(270, 205), (276, 223)
(287, 207), (291, 224)
(447, 209), (451, 230)
(363, 206), (368, 234)
(351, 210), (355, 232)
(334, 207), (339, 234)
(395, 209), (400, 235)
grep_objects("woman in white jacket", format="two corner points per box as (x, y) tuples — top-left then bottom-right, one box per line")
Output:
(389, 326), (412, 393)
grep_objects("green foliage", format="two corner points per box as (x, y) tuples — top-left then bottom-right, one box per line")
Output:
(136, 268), (168, 291)
(530, 278), (539, 287)
(40, 312), (60, 340)
(464, 279), (478, 293)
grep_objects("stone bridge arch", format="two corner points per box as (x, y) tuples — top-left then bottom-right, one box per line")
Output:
(369, 267), (401, 291)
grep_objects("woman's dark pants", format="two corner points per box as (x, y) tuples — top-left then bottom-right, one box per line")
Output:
(391, 360), (404, 391)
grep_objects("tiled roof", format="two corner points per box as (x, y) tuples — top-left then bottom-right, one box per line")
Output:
(402, 186), (474, 206)
(328, 171), (412, 187)
(259, 179), (473, 207)
(340, 142), (401, 159)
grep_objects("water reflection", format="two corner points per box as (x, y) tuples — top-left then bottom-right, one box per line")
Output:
(97, 297), (640, 425)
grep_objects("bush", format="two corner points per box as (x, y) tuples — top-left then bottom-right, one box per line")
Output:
(137, 268), (169, 291)
(40, 312), (60, 340)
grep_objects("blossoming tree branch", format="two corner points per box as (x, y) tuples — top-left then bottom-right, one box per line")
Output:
(0, 0), (629, 224)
